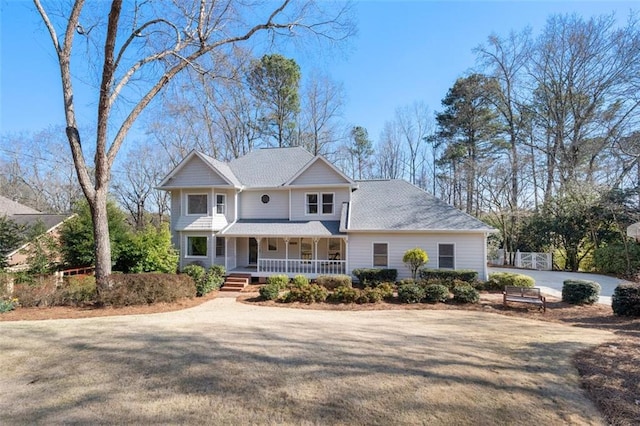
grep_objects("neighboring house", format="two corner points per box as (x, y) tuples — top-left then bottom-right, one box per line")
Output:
(158, 147), (495, 280)
(0, 195), (70, 271)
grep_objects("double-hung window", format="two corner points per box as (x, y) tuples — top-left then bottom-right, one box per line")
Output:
(306, 194), (318, 214)
(373, 243), (388, 267)
(216, 237), (225, 257)
(322, 193), (334, 214)
(187, 194), (207, 215)
(187, 236), (207, 257)
(267, 238), (278, 252)
(438, 243), (455, 269)
(216, 194), (226, 215)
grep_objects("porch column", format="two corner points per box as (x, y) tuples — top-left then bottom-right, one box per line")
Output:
(313, 237), (319, 274)
(224, 236), (228, 272)
(344, 237), (349, 275)
(284, 238), (290, 273)
(256, 237), (262, 272)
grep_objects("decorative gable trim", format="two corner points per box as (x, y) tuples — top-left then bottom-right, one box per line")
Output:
(285, 156), (356, 187)
(157, 151), (239, 188)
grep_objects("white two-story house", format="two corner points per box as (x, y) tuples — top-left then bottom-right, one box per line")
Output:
(158, 147), (495, 280)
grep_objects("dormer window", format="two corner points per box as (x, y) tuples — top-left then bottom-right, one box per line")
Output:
(306, 192), (334, 215)
(187, 194), (207, 215)
(216, 194), (226, 215)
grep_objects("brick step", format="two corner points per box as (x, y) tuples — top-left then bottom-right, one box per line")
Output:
(225, 277), (249, 284)
(219, 274), (250, 292)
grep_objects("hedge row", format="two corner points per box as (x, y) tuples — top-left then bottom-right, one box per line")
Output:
(418, 269), (478, 284)
(352, 269), (398, 286)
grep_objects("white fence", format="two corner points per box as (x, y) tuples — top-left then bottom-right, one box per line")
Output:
(488, 250), (552, 271)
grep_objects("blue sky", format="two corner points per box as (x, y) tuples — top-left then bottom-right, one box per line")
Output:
(1, 1), (637, 145)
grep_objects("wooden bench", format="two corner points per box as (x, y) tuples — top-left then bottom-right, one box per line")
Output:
(503, 286), (546, 312)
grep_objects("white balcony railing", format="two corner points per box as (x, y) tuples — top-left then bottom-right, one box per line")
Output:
(258, 259), (346, 275)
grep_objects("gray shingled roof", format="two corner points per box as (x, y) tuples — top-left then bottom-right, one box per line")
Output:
(348, 180), (494, 232)
(199, 152), (242, 187)
(223, 219), (343, 237)
(229, 147), (314, 187)
(0, 195), (40, 215)
(10, 214), (69, 231)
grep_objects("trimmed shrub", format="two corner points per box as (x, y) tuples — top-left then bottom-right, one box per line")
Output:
(612, 283), (640, 317)
(418, 269), (478, 285)
(182, 264), (206, 284)
(329, 285), (359, 303)
(357, 287), (384, 304)
(423, 284), (449, 303)
(182, 265), (224, 296)
(376, 282), (395, 299)
(100, 273), (196, 306)
(55, 275), (96, 306)
(352, 268), (398, 286)
(291, 275), (309, 289)
(259, 283), (281, 301)
(12, 275), (59, 307)
(316, 274), (352, 290)
(397, 282), (426, 304)
(562, 279), (601, 305)
(283, 284), (328, 303)
(484, 272), (535, 291)
(266, 274), (290, 290)
(451, 284), (480, 304)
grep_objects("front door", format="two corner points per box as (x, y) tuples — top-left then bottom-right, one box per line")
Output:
(249, 238), (258, 265)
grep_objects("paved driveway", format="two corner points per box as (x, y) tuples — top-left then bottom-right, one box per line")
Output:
(0, 298), (611, 425)
(488, 267), (631, 305)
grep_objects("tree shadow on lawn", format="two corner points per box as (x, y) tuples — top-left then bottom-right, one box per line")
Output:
(0, 311), (609, 425)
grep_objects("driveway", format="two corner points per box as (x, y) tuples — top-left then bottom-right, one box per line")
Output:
(0, 298), (611, 425)
(488, 267), (631, 305)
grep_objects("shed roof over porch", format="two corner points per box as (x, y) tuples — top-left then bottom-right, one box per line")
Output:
(221, 219), (343, 237)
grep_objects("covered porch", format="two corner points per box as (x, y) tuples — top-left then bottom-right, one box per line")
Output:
(221, 220), (348, 278)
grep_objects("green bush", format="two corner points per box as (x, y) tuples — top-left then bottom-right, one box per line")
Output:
(291, 275), (309, 289)
(376, 282), (395, 299)
(316, 274), (352, 290)
(352, 268), (398, 286)
(484, 272), (535, 291)
(0, 298), (17, 313)
(259, 283), (281, 301)
(593, 243), (640, 276)
(329, 285), (359, 303)
(562, 279), (601, 305)
(182, 264), (224, 296)
(266, 274), (290, 290)
(612, 283), (640, 317)
(357, 287), (384, 304)
(56, 276), (96, 306)
(423, 284), (449, 303)
(283, 284), (328, 303)
(418, 269), (478, 285)
(451, 284), (480, 304)
(397, 282), (426, 304)
(100, 273), (196, 306)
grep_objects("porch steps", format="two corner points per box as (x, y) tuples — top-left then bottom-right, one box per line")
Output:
(220, 274), (251, 292)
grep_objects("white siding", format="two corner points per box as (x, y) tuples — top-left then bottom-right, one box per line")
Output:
(169, 156), (230, 186)
(347, 232), (488, 280)
(290, 187), (350, 221)
(239, 190), (288, 219)
(290, 159), (350, 185)
(170, 190), (181, 247)
(237, 238), (249, 267)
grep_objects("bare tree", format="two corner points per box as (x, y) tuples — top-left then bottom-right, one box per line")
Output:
(395, 101), (432, 185)
(34, 0), (354, 291)
(375, 120), (406, 179)
(298, 70), (345, 156)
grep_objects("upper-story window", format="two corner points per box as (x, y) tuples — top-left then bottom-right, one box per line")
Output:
(187, 194), (208, 215)
(322, 193), (334, 214)
(306, 193), (318, 214)
(306, 192), (334, 215)
(216, 194), (226, 215)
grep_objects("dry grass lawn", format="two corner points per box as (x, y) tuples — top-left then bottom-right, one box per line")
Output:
(0, 297), (614, 425)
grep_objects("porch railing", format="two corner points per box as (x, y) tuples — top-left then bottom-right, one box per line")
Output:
(258, 259), (346, 275)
